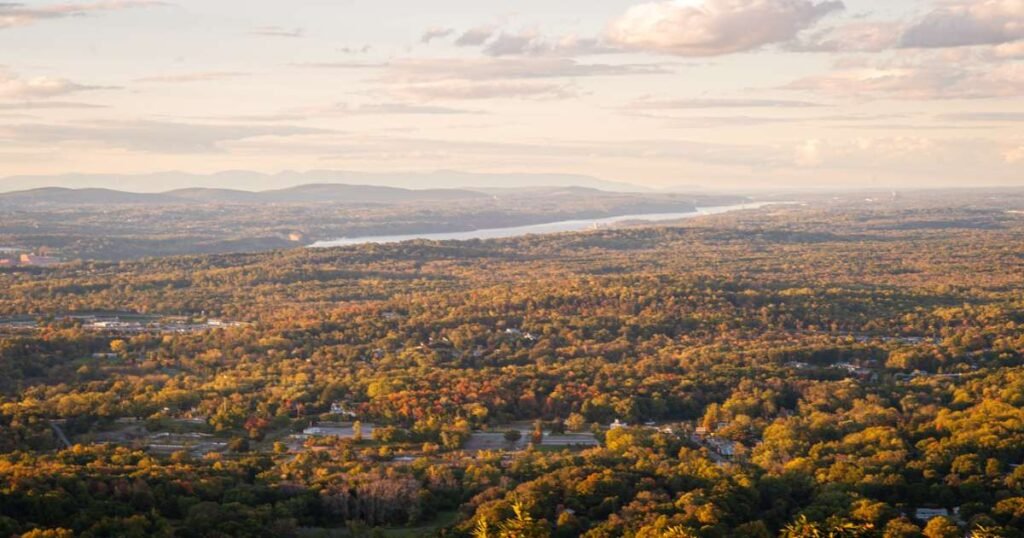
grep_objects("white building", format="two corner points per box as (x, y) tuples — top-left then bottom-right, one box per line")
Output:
(913, 508), (950, 522)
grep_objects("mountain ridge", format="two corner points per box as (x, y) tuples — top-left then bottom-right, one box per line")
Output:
(0, 170), (648, 194)
(0, 183), (495, 206)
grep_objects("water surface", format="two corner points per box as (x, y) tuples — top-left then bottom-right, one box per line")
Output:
(311, 202), (780, 248)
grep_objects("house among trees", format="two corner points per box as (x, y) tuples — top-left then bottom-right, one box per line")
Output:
(913, 508), (951, 523)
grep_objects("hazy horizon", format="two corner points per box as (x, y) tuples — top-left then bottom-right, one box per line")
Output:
(2, 0), (1023, 191)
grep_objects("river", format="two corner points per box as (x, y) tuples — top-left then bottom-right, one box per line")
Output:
(310, 202), (782, 248)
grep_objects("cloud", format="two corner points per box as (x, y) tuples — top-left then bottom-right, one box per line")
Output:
(420, 26), (453, 43)
(1005, 145), (1024, 163)
(383, 57), (668, 82)
(291, 134), (788, 169)
(785, 59), (1024, 99)
(251, 26), (303, 38)
(483, 32), (538, 56)
(0, 1), (166, 29)
(656, 115), (804, 127)
(0, 120), (327, 153)
(606, 0), (845, 56)
(0, 101), (105, 110)
(939, 112), (1024, 122)
(780, 136), (1020, 174)
(135, 71), (249, 83)
(204, 102), (478, 122)
(991, 40), (1024, 58)
(901, 0), (1024, 49)
(629, 97), (824, 108)
(794, 138), (824, 166)
(455, 26), (496, 46)
(339, 45), (372, 54)
(375, 57), (668, 102)
(346, 103), (478, 115)
(391, 81), (577, 101)
(479, 31), (617, 56)
(0, 69), (104, 100)
(789, 20), (902, 52)
(295, 61), (387, 69)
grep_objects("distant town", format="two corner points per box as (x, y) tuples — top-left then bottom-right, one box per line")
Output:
(0, 312), (247, 335)
(0, 247), (62, 267)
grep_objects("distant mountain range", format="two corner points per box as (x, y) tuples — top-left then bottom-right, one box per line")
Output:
(0, 183), (495, 207)
(0, 170), (647, 194)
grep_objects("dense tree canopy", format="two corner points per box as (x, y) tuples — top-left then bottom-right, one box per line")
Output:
(2, 199), (1024, 536)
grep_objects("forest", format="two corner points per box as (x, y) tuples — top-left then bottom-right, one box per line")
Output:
(1, 191), (1024, 537)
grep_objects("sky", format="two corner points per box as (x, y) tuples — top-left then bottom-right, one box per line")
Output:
(0, 0), (1022, 191)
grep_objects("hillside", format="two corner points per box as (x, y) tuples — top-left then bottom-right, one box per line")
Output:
(0, 183), (490, 207)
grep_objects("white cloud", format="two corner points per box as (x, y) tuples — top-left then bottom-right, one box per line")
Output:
(939, 111), (1024, 122)
(135, 71), (249, 84)
(346, 102), (477, 115)
(383, 57), (667, 82)
(607, 0), (845, 56)
(0, 1), (166, 29)
(794, 138), (824, 166)
(309, 56), (668, 103)
(0, 101), (105, 110)
(390, 81), (577, 101)
(790, 21), (902, 52)
(630, 97), (823, 108)
(992, 40), (1024, 57)
(784, 135), (1022, 174)
(251, 26), (303, 38)
(1, 120), (327, 153)
(0, 69), (102, 100)
(785, 56), (1024, 99)
(901, 0), (1024, 49)
(378, 57), (667, 101)
(1005, 145), (1024, 163)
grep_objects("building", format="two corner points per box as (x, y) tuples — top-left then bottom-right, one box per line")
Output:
(705, 436), (736, 458)
(330, 402), (358, 418)
(19, 254), (61, 267)
(913, 508), (950, 523)
(301, 423), (375, 439)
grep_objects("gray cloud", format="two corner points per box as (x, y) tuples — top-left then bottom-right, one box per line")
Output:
(455, 26), (496, 47)
(339, 45), (372, 54)
(901, 0), (1024, 48)
(420, 26), (453, 43)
